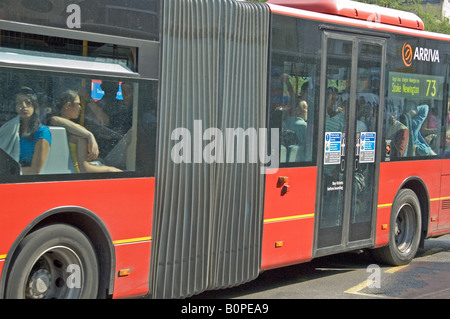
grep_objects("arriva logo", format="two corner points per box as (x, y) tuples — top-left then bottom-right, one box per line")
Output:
(402, 43), (413, 67)
(402, 42), (440, 67)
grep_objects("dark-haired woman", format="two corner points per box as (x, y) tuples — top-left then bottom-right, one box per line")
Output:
(15, 87), (52, 174)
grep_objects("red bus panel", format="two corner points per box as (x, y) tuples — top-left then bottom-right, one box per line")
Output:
(262, 167), (317, 270)
(0, 178), (155, 298)
(376, 160), (444, 247)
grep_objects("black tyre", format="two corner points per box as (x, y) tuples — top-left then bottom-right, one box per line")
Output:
(373, 189), (421, 266)
(5, 224), (99, 299)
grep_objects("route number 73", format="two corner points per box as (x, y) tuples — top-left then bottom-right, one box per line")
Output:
(426, 79), (437, 97)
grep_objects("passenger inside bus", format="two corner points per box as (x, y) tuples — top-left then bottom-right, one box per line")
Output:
(50, 102), (99, 163)
(356, 96), (375, 131)
(356, 101), (368, 132)
(53, 90), (122, 173)
(325, 87), (345, 133)
(400, 104), (436, 156)
(83, 80), (133, 156)
(0, 86), (51, 174)
(420, 102), (438, 149)
(282, 99), (308, 162)
(386, 105), (409, 157)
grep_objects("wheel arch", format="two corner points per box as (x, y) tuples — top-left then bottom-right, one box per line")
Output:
(0, 206), (115, 299)
(396, 176), (430, 247)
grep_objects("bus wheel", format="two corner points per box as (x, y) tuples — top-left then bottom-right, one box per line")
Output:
(373, 189), (421, 266)
(5, 224), (99, 299)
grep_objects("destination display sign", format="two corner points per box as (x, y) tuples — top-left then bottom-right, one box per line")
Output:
(388, 72), (444, 100)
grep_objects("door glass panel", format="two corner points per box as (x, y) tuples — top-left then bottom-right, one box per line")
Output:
(349, 42), (382, 241)
(318, 38), (352, 248)
(318, 36), (383, 250)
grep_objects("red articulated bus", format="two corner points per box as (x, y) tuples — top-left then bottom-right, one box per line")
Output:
(0, 0), (449, 299)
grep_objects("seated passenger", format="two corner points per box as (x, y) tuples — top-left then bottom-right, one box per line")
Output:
(50, 103), (99, 162)
(282, 99), (308, 161)
(386, 106), (409, 157)
(0, 87), (52, 174)
(387, 118), (409, 157)
(282, 100), (308, 162)
(420, 104), (438, 148)
(283, 100), (308, 140)
(325, 87), (345, 133)
(82, 80), (133, 156)
(410, 105), (436, 156)
(54, 90), (121, 173)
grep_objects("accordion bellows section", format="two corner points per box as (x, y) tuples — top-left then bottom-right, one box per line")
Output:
(150, 0), (270, 299)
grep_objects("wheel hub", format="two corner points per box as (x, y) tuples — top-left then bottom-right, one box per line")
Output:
(27, 269), (51, 299)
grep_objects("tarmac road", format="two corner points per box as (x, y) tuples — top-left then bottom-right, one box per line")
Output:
(192, 234), (450, 299)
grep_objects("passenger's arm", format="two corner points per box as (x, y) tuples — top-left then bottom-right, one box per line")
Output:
(50, 116), (99, 161)
(22, 138), (50, 175)
(74, 136), (121, 173)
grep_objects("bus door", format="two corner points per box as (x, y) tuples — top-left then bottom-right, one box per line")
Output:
(315, 32), (386, 255)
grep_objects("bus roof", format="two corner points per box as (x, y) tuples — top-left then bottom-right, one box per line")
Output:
(266, 0), (424, 30)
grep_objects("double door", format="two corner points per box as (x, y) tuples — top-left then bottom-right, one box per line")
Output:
(315, 32), (386, 254)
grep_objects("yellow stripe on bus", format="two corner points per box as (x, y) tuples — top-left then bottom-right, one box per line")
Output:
(379, 196), (450, 208)
(113, 236), (152, 246)
(430, 196), (450, 202)
(264, 213), (314, 224)
(0, 237), (154, 258)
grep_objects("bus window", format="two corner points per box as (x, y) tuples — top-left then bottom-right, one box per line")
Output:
(0, 68), (157, 179)
(384, 72), (443, 159)
(270, 62), (315, 164)
(269, 16), (319, 166)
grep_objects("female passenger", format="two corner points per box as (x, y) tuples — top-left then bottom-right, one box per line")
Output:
(15, 87), (51, 174)
(52, 90), (121, 173)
